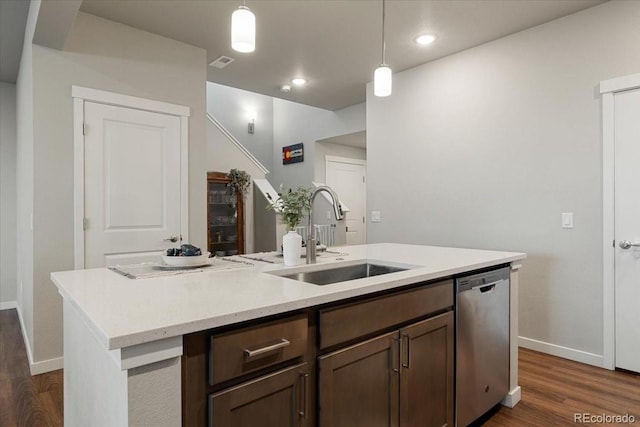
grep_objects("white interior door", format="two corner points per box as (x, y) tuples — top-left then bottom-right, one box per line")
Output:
(614, 87), (640, 373)
(326, 157), (366, 245)
(84, 101), (183, 268)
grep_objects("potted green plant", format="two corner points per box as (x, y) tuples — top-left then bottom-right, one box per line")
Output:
(267, 186), (312, 266)
(227, 169), (251, 199)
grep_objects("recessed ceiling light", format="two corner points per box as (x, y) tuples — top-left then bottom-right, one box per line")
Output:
(291, 78), (307, 86)
(415, 34), (436, 45)
(280, 84), (292, 92)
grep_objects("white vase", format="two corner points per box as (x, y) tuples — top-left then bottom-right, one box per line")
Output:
(282, 230), (302, 266)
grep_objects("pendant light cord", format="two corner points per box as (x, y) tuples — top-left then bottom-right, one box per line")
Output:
(381, 0), (386, 65)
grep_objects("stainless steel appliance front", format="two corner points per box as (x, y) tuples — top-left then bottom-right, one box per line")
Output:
(456, 267), (510, 426)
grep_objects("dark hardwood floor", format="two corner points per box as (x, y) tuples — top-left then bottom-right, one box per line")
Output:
(0, 309), (63, 427)
(484, 348), (640, 426)
(1, 307), (639, 426)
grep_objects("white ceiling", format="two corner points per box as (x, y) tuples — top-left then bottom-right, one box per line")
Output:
(0, 0), (29, 83)
(2, 0), (605, 108)
(79, 0), (604, 110)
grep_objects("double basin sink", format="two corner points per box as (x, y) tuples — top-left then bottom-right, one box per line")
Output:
(268, 262), (410, 286)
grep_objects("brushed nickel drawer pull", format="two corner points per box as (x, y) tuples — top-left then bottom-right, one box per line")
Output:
(244, 338), (291, 359)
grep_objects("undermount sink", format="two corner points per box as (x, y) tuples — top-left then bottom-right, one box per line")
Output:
(270, 262), (409, 286)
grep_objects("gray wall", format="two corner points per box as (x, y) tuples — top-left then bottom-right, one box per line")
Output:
(19, 10), (207, 366)
(314, 141), (366, 184)
(1, 82), (17, 305)
(16, 0), (38, 359)
(206, 82), (274, 174)
(206, 82), (367, 192)
(272, 100), (365, 190)
(366, 0), (640, 358)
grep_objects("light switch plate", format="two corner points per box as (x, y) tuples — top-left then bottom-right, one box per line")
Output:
(371, 211), (381, 223)
(562, 212), (573, 229)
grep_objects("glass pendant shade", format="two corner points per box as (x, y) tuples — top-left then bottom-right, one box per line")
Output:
(231, 6), (255, 53)
(374, 65), (392, 97)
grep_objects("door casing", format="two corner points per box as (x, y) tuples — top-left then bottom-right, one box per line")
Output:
(72, 86), (190, 269)
(325, 155), (367, 245)
(600, 73), (640, 370)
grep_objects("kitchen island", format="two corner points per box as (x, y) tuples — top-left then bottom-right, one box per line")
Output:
(51, 243), (525, 426)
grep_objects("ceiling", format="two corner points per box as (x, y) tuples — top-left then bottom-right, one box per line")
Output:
(3, 1), (605, 109)
(0, 0), (29, 83)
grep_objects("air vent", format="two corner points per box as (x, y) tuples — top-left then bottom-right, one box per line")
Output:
(209, 56), (235, 69)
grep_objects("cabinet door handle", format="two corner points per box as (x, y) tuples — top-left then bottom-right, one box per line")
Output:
(402, 334), (410, 369)
(392, 336), (401, 373)
(298, 373), (309, 418)
(243, 338), (290, 359)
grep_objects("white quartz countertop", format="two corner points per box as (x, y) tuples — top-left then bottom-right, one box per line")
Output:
(51, 243), (525, 351)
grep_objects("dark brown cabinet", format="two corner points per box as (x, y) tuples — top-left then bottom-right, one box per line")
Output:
(318, 332), (399, 427)
(399, 312), (454, 427)
(207, 171), (244, 256)
(183, 280), (455, 426)
(209, 362), (309, 427)
(318, 312), (454, 427)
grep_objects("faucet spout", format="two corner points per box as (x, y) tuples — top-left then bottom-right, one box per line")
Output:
(307, 185), (344, 264)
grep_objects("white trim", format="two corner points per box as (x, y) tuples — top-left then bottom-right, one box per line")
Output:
(73, 97), (85, 269)
(180, 116), (190, 244)
(325, 155), (367, 166)
(0, 301), (17, 310)
(599, 73), (640, 94)
(518, 337), (604, 368)
(207, 114), (270, 175)
(501, 386), (521, 408)
(30, 356), (64, 375)
(15, 303), (34, 370)
(109, 336), (183, 370)
(601, 91), (615, 370)
(71, 86), (190, 117)
(73, 87), (190, 269)
(13, 303), (62, 374)
(599, 73), (640, 371)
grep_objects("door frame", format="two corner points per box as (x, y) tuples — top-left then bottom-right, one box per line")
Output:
(72, 86), (190, 269)
(600, 73), (640, 370)
(325, 155), (367, 243)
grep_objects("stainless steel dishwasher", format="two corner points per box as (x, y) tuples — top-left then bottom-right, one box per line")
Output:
(456, 266), (510, 426)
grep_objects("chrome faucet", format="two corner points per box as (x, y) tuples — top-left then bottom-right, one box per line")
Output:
(307, 186), (344, 264)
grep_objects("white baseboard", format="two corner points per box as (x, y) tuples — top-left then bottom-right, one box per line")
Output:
(501, 386), (521, 408)
(30, 356), (64, 375)
(0, 301), (17, 310)
(519, 336), (604, 368)
(14, 304), (63, 375)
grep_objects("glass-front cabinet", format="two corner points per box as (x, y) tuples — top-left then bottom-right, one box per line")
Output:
(207, 172), (244, 256)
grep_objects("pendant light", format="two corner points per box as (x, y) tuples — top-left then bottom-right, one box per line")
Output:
(374, 0), (392, 97)
(232, 1), (255, 53)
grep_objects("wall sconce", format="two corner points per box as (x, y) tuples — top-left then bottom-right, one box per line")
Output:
(247, 112), (257, 134)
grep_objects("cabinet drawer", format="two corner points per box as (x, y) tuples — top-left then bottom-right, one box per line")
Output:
(210, 314), (308, 385)
(209, 362), (309, 427)
(319, 280), (453, 349)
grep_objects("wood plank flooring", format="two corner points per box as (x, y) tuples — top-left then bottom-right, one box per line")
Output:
(484, 348), (640, 426)
(1, 307), (639, 426)
(0, 309), (63, 427)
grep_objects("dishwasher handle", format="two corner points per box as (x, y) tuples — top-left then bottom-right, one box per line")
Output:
(472, 281), (500, 293)
(469, 279), (505, 293)
(457, 266), (510, 293)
